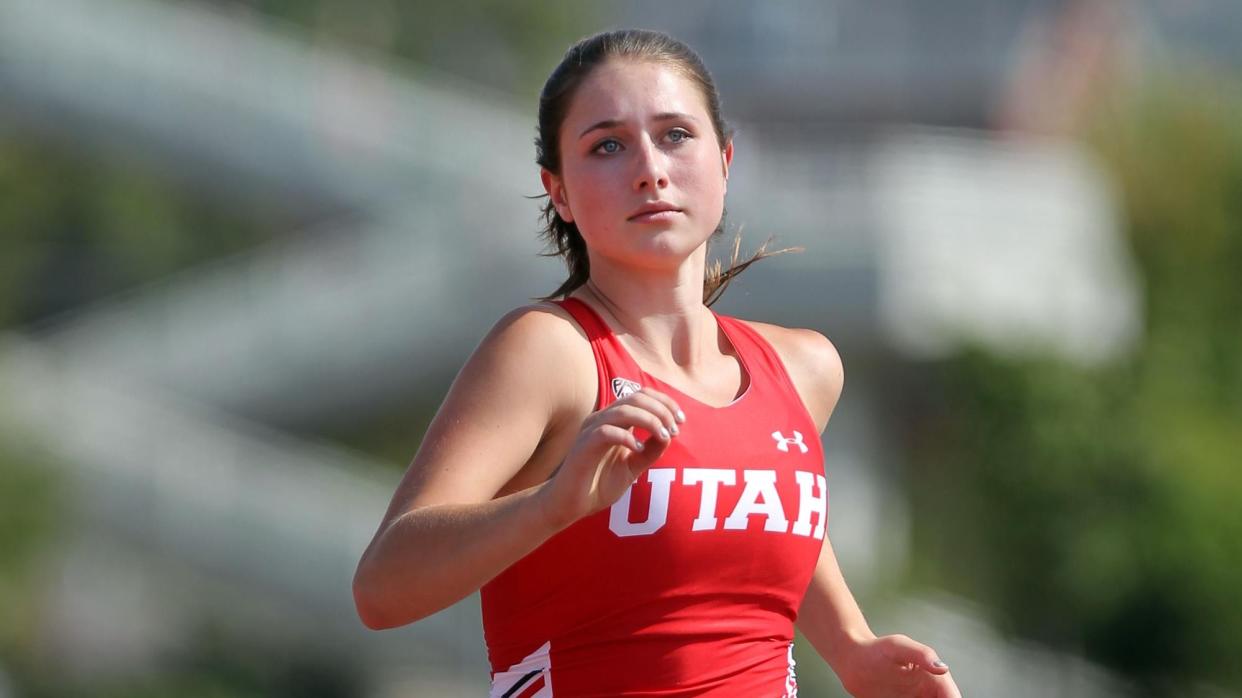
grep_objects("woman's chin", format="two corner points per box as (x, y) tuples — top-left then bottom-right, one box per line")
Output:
(624, 238), (709, 270)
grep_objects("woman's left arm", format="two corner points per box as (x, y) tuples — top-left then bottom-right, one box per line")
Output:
(751, 323), (961, 697)
(798, 536), (960, 697)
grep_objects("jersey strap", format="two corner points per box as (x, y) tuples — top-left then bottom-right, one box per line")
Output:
(712, 313), (813, 421)
(553, 297), (647, 411)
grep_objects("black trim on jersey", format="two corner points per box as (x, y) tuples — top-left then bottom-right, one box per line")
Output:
(501, 669), (542, 697)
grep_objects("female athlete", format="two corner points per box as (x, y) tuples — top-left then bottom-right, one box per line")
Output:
(353, 29), (961, 698)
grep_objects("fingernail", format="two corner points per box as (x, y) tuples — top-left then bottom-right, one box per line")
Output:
(676, 410), (686, 422)
(669, 424), (679, 435)
(659, 427), (670, 439)
(634, 440), (645, 451)
(933, 660), (947, 669)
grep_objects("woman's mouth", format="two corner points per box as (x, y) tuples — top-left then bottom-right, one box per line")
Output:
(628, 203), (683, 222)
(629, 210), (681, 223)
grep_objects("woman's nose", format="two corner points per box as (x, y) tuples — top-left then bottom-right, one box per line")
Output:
(632, 137), (669, 191)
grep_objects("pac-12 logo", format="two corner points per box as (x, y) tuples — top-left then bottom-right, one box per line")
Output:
(612, 377), (641, 399)
(772, 430), (809, 454)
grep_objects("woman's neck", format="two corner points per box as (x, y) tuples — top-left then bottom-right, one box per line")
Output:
(578, 251), (718, 370)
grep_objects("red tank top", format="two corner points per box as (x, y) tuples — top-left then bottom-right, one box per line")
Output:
(480, 298), (828, 697)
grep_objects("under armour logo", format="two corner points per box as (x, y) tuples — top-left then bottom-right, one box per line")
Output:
(772, 430), (809, 454)
(612, 377), (641, 399)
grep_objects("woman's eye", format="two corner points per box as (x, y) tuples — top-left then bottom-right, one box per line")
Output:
(667, 129), (691, 143)
(594, 139), (622, 155)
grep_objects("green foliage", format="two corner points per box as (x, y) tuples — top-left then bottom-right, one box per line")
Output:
(906, 78), (1242, 693)
(0, 441), (64, 660)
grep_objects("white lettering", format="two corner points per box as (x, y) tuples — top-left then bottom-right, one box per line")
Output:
(682, 468), (736, 531)
(724, 470), (789, 533)
(609, 468), (676, 537)
(792, 471), (828, 539)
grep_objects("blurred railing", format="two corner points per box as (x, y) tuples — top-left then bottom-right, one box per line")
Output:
(0, 336), (487, 689)
(0, 0), (535, 208)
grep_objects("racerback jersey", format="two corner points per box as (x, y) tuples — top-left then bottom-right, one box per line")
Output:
(479, 297), (829, 697)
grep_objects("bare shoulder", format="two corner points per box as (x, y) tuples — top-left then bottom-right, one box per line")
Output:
(737, 319), (844, 433)
(485, 301), (590, 356)
(382, 301), (595, 516)
(461, 300), (597, 424)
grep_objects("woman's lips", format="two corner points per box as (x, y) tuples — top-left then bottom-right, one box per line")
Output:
(628, 209), (682, 223)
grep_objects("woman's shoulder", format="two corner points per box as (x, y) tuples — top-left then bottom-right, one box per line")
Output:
(466, 300), (597, 409)
(475, 300), (594, 367)
(489, 300), (588, 342)
(734, 318), (844, 432)
(729, 317), (842, 375)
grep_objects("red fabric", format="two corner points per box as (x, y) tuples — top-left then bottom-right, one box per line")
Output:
(481, 298), (827, 697)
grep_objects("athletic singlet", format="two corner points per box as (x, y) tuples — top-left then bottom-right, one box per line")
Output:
(479, 297), (829, 697)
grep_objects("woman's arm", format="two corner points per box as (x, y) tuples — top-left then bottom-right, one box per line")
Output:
(354, 481), (564, 629)
(798, 541), (958, 697)
(353, 304), (685, 630)
(352, 305), (583, 629)
(796, 536), (876, 669)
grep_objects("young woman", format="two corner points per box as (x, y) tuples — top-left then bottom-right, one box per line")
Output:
(353, 29), (960, 698)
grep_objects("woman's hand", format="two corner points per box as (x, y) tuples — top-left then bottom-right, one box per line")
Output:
(836, 634), (961, 698)
(538, 387), (685, 531)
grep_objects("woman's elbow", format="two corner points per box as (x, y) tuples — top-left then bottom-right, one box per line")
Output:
(352, 562), (408, 630)
(353, 571), (391, 630)
(352, 566), (435, 630)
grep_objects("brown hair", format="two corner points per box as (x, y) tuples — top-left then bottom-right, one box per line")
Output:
(534, 29), (793, 306)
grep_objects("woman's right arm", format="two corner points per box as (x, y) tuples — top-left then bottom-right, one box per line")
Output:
(351, 304), (682, 630)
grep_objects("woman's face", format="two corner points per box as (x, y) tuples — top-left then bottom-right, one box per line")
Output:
(542, 59), (732, 272)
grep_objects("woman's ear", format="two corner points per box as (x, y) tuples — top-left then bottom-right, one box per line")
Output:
(541, 168), (574, 223)
(721, 140), (734, 193)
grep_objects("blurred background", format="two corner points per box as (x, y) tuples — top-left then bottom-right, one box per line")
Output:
(1, 0), (1239, 696)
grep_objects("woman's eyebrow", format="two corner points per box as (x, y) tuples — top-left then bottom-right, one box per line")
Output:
(578, 112), (698, 140)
